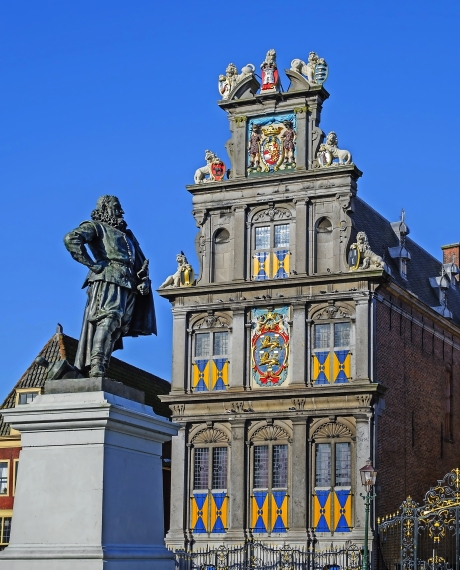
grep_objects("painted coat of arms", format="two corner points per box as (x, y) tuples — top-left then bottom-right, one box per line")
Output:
(251, 307), (289, 387)
(247, 114), (296, 175)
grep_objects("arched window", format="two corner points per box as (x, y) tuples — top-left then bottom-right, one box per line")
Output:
(212, 228), (231, 283)
(251, 207), (293, 281)
(310, 303), (353, 385)
(249, 423), (291, 534)
(311, 420), (354, 534)
(190, 426), (229, 536)
(315, 217), (333, 274)
(190, 312), (231, 392)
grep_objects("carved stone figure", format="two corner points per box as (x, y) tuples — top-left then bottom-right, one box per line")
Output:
(248, 123), (262, 170)
(281, 120), (296, 164)
(349, 231), (384, 271)
(218, 62), (255, 100)
(64, 195), (156, 377)
(194, 150), (226, 184)
(159, 252), (195, 288)
(317, 131), (352, 166)
(260, 49), (279, 91)
(290, 52), (329, 85)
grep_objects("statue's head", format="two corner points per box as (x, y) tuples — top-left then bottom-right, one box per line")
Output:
(308, 51), (318, 64)
(326, 131), (338, 146)
(356, 231), (368, 246)
(176, 251), (188, 265)
(226, 63), (237, 77)
(91, 195), (126, 230)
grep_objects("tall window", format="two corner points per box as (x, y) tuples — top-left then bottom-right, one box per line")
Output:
(253, 223), (290, 280)
(251, 426), (290, 534)
(190, 429), (229, 536)
(312, 423), (353, 534)
(0, 517), (11, 545)
(312, 321), (351, 384)
(192, 331), (229, 392)
(0, 463), (8, 495)
(315, 443), (351, 487)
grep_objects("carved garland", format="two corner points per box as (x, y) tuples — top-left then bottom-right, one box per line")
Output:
(251, 424), (290, 442)
(192, 427), (229, 444)
(313, 302), (352, 320)
(253, 207), (292, 223)
(312, 422), (352, 439)
(193, 311), (230, 330)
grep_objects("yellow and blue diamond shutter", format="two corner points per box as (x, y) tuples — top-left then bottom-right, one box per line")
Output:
(191, 492), (209, 533)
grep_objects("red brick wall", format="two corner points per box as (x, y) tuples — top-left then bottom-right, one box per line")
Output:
(375, 289), (460, 517)
(0, 445), (21, 511)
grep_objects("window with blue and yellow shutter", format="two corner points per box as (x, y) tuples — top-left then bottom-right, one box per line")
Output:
(190, 443), (229, 535)
(312, 322), (351, 385)
(252, 223), (291, 280)
(312, 422), (354, 534)
(192, 331), (229, 392)
(250, 424), (290, 535)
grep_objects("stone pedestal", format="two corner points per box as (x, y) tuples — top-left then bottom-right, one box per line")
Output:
(0, 378), (179, 570)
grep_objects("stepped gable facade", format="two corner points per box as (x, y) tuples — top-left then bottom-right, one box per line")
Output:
(0, 326), (172, 548)
(159, 48), (460, 550)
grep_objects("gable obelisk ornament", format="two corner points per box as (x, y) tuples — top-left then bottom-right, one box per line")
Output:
(64, 195), (157, 377)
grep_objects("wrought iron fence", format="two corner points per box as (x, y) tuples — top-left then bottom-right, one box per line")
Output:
(378, 468), (460, 570)
(172, 540), (362, 570)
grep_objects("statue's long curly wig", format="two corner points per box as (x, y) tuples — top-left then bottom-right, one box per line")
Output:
(91, 195), (125, 228)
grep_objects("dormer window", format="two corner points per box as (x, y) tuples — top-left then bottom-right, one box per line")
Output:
(16, 389), (40, 406)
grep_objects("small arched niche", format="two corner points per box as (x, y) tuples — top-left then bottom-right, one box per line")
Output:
(315, 217), (334, 274)
(212, 228), (232, 282)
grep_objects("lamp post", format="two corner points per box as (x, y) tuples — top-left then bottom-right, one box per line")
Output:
(360, 459), (377, 570)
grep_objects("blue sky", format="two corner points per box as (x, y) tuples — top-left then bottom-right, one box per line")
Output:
(1, 1), (459, 399)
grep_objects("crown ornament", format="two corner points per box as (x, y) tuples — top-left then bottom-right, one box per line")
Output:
(262, 125), (283, 136)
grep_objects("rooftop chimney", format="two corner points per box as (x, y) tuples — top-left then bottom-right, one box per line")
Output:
(441, 243), (460, 266)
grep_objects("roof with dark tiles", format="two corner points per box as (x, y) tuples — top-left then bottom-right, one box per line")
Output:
(352, 197), (460, 327)
(0, 330), (171, 437)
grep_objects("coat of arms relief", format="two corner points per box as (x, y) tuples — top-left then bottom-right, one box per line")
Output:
(251, 307), (290, 387)
(247, 114), (297, 175)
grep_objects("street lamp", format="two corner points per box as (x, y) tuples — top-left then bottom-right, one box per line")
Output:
(360, 459), (377, 570)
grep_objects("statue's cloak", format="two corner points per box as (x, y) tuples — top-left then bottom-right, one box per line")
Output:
(74, 226), (156, 372)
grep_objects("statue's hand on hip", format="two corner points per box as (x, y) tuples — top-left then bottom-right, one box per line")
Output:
(91, 263), (105, 274)
(137, 281), (150, 295)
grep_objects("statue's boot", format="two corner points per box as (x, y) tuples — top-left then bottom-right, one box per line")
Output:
(90, 323), (116, 378)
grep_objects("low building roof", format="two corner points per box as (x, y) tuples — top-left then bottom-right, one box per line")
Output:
(0, 330), (171, 436)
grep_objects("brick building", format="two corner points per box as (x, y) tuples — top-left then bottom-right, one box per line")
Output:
(158, 49), (460, 551)
(0, 325), (172, 547)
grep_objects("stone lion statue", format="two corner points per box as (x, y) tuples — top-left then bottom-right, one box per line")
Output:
(194, 150), (220, 184)
(351, 232), (384, 270)
(318, 131), (352, 166)
(159, 252), (194, 288)
(218, 62), (255, 100)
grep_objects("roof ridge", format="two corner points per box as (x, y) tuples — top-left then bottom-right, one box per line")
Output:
(355, 196), (442, 267)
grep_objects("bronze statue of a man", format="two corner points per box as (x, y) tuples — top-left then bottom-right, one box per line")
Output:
(64, 195), (156, 377)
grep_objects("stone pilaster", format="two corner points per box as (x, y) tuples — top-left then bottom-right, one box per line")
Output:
(355, 297), (370, 382)
(227, 420), (246, 543)
(289, 417), (308, 537)
(294, 107), (308, 171)
(232, 205), (247, 282)
(354, 415), (371, 533)
(291, 302), (307, 386)
(294, 198), (309, 276)
(171, 310), (187, 391)
(166, 426), (188, 549)
(229, 308), (246, 391)
(232, 116), (248, 180)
